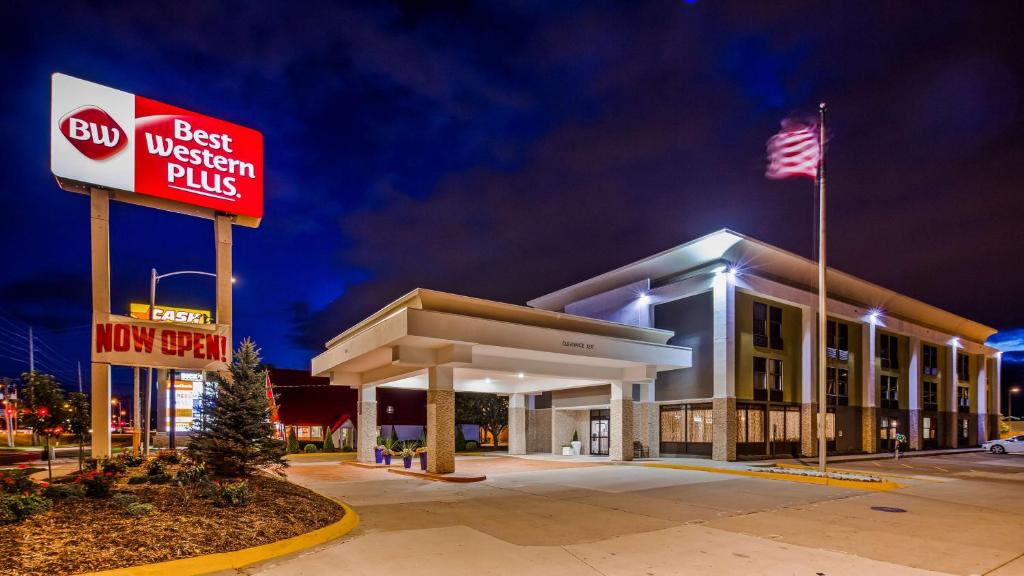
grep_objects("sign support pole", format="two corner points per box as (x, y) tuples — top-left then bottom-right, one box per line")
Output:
(816, 103), (828, 473)
(215, 215), (233, 371)
(90, 189), (112, 459)
(132, 367), (141, 453)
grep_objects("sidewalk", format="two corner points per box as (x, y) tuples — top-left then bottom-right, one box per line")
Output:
(760, 447), (984, 467)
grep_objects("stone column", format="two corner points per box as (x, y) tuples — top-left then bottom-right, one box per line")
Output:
(357, 385), (378, 463)
(609, 381), (634, 461)
(508, 393), (526, 455)
(947, 342), (959, 448)
(977, 356), (988, 443)
(861, 322), (878, 453)
(800, 306), (818, 457)
(908, 336), (922, 451)
(995, 353), (1003, 417)
(427, 366), (455, 474)
(636, 381), (658, 458)
(712, 270), (737, 461)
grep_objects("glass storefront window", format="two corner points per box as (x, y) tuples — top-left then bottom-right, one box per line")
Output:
(688, 408), (714, 443)
(660, 407), (683, 443)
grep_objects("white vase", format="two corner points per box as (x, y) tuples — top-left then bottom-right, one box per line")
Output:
(571, 441), (582, 456)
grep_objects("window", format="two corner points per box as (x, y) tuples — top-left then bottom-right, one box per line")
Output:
(957, 353), (970, 382)
(753, 302), (784, 350)
(922, 344), (939, 376)
(660, 407), (683, 443)
(879, 334), (899, 370)
(923, 416), (936, 440)
(736, 405), (764, 443)
(881, 375), (899, 409)
(958, 386), (970, 412)
(827, 321), (849, 361)
(687, 408), (714, 443)
(923, 381), (938, 411)
(824, 411), (836, 441)
(768, 407), (801, 442)
(753, 357), (783, 401)
(826, 367), (849, 406)
(880, 416), (899, 439)
(959, 418), (969, 441)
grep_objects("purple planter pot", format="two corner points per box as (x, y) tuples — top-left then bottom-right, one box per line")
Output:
(374, 448), (383, 464)
(403, 456), (413, 469)
(384, 453), (392, 465)
(419, 451), (427, 471)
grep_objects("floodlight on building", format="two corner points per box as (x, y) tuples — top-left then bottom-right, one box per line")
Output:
(637, 292), (650, 304)
(517, 373), (525, 379)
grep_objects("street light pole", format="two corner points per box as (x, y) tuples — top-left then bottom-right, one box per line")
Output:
(1010, 387), (1020, 421)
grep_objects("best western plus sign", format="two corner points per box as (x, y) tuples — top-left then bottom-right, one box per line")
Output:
(51, 73), (263, 226)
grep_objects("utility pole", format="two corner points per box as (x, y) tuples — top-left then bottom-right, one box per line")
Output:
(3, 378), (14, 448)
(77, 361), (83, 394)
(28, 327), (34, 373)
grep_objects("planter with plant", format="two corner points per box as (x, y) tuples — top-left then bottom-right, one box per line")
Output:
(399, 443), (416, 469)
(570, 430), (582, 456)
(416, 446), (427, 470)
(561, 444), (573, 456)
(381, 436), (398, 465)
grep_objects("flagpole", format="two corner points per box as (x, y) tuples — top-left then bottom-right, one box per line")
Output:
(817, 102), (828, 473)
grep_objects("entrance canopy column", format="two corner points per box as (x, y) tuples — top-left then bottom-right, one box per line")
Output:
(427, 366), (455, 474)
(508, 392), (526, 455)
(609, 381), (633, 461)
(357, 384), (378, 463)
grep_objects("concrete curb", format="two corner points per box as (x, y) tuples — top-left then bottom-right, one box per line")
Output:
(74, 500), (359, 576)
(643, 462), (902, 491)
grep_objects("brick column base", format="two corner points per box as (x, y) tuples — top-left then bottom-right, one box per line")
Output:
(800, 403), (818, 457)
(508, 404), (526, 455)
(908, 409), (922, 451)
(712, 397), (736, 461)
(861, 406), (877, 453)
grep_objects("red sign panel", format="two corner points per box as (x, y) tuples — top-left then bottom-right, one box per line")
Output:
(134, 96), (263, 220)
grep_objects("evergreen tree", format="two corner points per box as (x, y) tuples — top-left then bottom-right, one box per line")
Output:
(322, 426), (336, 453)
(67, 392), (91, 471)
(188, 339), (286, 476)
(286, 427), (299, 453)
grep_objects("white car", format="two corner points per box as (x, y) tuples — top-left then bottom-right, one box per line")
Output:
(982, 435), (1024, 454)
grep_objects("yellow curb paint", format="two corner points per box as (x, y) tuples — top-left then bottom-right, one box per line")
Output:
(769, 462), (942, 482)
(643, 463), (902, 491)
(75, 501), (359, 576)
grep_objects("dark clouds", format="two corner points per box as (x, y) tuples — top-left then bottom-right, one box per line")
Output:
(2, 1), (1024, 394)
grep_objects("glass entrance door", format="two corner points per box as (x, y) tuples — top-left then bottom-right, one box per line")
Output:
(590, 409), (609, 456)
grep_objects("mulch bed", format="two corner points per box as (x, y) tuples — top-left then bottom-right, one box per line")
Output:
(0, 470), (344, 576)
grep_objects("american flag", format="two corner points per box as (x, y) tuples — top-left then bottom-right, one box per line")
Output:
(766, 118), (820, 180)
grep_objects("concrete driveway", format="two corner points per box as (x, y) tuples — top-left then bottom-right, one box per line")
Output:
(238, 453), (1024, 575)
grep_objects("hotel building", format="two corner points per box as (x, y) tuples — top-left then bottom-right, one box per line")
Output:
(312, 230), (1000, 471)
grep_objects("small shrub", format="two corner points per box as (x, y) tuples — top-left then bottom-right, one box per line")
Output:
(176, 464), (208, 486)
(102, 458), (128, 475)
(456, 427), (467, 451)
(303, 444), (319, 453)
(147, 459), (167, 476)
(156, 449), (181, 464)
(286, 428), (300, 454)
(322, 431), (336, 453)
(1, 494), (51, 523)
(147, 473), (172, 485)
(464, 440), (479, 450)
(125, 502), (154, 517)
(213, 480), (251, 508)
(127, 475), (148, 485)
(43, 483), (85, 501)
(121, 453), (145, 467)
(112, 493), (139, 508)
(75, 471), (116, 498)
(0, 467), (40, 496)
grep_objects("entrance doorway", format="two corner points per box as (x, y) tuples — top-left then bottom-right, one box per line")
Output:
(590, 409), (609, 456)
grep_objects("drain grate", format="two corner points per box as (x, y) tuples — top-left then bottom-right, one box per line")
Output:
(871, 506), (907, 513)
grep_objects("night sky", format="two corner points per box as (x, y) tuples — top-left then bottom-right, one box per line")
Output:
(1, 2), (1023, 408)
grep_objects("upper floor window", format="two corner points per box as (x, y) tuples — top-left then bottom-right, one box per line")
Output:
(827, 321), (849, 361)
(880, 375), (899, 409)
(879, 334), (899, 370)
(922, 344), (939, 376)
(923, 381), (938, 411)
(753, 356), (783, 402)
(826, 367), (849, 406)
(957, 353), (970, 382)
(753, 302), (784, 351)
(957, 386), (970, 412)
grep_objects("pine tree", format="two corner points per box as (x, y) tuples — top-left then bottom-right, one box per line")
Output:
(188, 339), (286, 476)
(67, 392), (91, 471)
(322, 426), (336, 453)
(286, 427), (299, 453)
(20, 372), (69, 481)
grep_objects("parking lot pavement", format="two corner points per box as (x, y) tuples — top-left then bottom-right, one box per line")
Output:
(241, 453), (1024, 576)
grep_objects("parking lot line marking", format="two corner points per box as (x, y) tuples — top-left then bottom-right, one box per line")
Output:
(934, 466), (948, 472)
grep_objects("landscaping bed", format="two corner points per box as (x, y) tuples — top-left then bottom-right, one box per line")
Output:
(0, 455), (345, 576)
